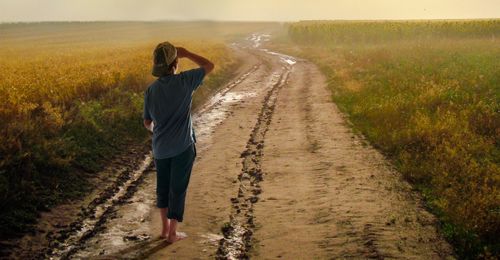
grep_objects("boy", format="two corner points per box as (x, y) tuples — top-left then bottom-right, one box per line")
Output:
(143, 42), (214, 243)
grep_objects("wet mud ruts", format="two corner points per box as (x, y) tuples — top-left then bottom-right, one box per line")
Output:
(215, 65), (292, 259)
(39, 152), (154, 260)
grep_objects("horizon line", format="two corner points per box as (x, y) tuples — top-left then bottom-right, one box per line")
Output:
(1, 17), (500, 24)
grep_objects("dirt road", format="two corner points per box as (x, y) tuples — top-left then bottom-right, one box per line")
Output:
(144, 36), (454, 259)
(7, 34), (454, 259)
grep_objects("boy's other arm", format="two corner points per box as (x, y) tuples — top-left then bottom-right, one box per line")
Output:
(144, 119), (153, 132)
(176, 47), (215, 75)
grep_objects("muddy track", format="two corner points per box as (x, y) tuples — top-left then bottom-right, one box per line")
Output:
(3, 144), (151, 259)
(39, 153), (154, 259)
(44, 63), (264, 260)
(215, 64), (291, 259)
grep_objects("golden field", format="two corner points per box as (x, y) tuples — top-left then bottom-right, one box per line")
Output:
(0, 21), (278, 238)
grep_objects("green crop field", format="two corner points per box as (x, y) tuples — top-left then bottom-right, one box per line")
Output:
(279, 20), (500, 258)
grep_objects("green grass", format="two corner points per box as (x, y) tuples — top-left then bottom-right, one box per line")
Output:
(280, 20), (500, 259)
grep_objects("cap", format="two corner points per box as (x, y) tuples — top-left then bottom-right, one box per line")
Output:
(152, 42), (177, 77)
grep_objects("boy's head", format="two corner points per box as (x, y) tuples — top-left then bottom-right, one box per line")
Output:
(152, 42), (178, 77)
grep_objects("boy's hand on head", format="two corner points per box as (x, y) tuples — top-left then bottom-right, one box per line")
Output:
(176, 47), (188, 58)
(175, 46), (214, 74)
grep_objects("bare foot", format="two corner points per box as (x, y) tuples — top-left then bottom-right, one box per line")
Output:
(167, 232), (188, 243)
(160, 227), (170, 239)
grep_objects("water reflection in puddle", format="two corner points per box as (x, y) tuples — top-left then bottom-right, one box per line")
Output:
(260, 49), (297, 65)
(247, 33), (270, 48)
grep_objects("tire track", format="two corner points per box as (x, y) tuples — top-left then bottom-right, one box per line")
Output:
(215, 64), (292, 259)
(41, 153), (154, 260)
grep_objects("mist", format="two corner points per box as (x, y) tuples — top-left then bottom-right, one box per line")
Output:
(1, 0), (499, 22)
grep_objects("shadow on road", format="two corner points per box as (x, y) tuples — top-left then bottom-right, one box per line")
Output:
(92, 237), (171, 260)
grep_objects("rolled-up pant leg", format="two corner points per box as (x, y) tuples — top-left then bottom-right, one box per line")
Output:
(168, 144), (196, 222)
(155, 144), (196, 222)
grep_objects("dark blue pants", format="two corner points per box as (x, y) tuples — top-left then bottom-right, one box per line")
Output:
(154, 144), (196, 222)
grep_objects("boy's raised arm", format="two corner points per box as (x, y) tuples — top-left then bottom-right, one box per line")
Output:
(176, 47), (215, 75)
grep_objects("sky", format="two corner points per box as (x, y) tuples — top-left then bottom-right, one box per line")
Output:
(0, 0), (499, 22)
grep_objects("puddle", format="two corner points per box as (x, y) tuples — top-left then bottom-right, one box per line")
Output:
(260, 49), (297, 65)
(248, 33), (297, 66)
(247, 33), (270, 48)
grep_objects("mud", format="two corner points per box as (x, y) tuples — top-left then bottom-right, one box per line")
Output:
(43, 153), (153, 259)
(4, 144), (152, 260)
(215, 63), (293, 259)
(69, 50), (267, 259)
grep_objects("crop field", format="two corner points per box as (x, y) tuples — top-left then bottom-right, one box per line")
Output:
(0, 21), (278, 239)
(1, 19), (499, 259)
(283, 20), (500, 258)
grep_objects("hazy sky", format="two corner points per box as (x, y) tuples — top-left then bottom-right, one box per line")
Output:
(0, 0), (499, 22)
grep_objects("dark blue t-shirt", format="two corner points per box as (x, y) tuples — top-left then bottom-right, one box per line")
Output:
(143, 68), (205, 159)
